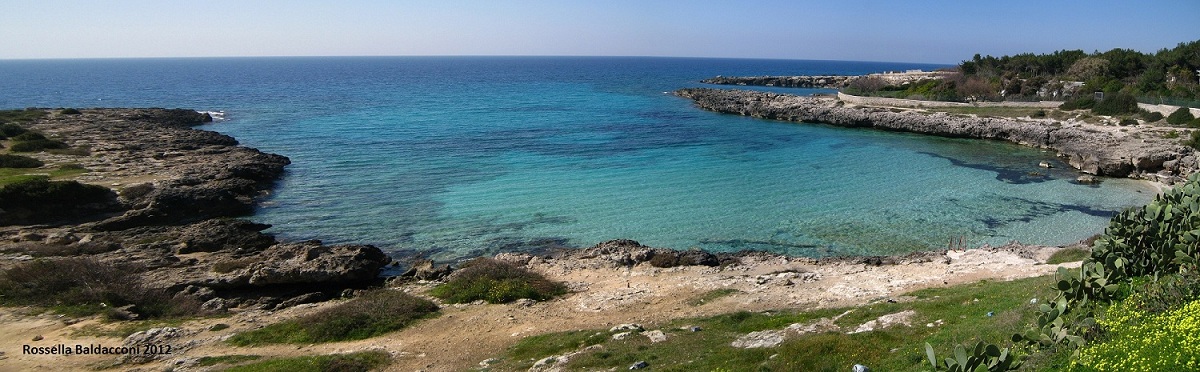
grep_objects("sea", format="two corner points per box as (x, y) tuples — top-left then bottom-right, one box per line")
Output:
(0, 56), (1158, 260)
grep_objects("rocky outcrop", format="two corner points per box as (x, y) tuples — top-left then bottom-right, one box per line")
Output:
(0, 108), (391, 311)
(676, 88), (1196, 179)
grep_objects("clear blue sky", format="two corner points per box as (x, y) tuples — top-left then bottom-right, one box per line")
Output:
(2, 0), (1197, 63)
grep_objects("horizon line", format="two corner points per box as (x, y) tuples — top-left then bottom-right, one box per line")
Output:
(0, 54), (958, 66)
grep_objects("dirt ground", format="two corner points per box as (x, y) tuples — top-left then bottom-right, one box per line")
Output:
(0, 244), (1080, 372)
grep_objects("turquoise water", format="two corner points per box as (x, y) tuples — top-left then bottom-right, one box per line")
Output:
(0, 57), (1157, 259)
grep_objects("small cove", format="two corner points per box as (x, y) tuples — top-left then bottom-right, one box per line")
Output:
(0, 56), (1157, 260)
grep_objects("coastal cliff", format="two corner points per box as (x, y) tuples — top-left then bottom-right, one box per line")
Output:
(0, 109), (391, 313)
(676, 88), (1197, 180)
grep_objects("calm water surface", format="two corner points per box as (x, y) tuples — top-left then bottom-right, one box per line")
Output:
(0, 57), (1156, 259)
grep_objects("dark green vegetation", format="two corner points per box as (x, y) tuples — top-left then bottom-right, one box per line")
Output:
(222, 350), (390, 372)
(1045, 247), (1090, 265)
(429, 257), (568, 304)
(0, 109), (46, 127)
(1004, 173), (1200, 369)
(488, 276), (1061, 371)
(227, 290), (438, 345)
(0, 154), (44, 168)
(8, 131), (69, 152)
(0, 176), (116, 225)
(849, 40), (1200, 113)
(1167, 106), (1196, 125)
(0, 257), (203, 318)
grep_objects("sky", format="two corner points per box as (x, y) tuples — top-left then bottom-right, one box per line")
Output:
(2, 1), (1197, 64)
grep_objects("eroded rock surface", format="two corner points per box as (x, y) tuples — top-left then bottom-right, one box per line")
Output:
(0, 109), (390, 310)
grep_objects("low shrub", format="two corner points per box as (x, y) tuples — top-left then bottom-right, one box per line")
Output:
(1140, 110), (1165, 123)
(1168, 107), (1196, 125)
(0, 109), (46, 124)
(9, 139), (69, 152)
(1118, 118), (1138, 126)
(12, 131), (46, 141)
(429, 257), (568, 304)
(0, 123), (27, 139)
(0, 177), (118, 224)
(0, 154), (44, 168)
(0, 257), (201, 318)
(1060, 97), (1096, 111)
(227, 290), (438, 345)
(59, 108), (82, 115)
(1092, 92), (1138, 116)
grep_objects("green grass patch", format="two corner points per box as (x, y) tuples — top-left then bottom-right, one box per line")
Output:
(1046, 247), (1090, 264)
(196, 354), (263, 367)
(227, 290), (438, 346)
(489, 275), (1060, 371)
(686, 288), (741, 307)
(224, 350), (390, 372)
(429, 257), (567, 304)
(0, 165), (90, 187)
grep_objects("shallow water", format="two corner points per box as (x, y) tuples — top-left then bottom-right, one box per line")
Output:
(0, 56), (1156, 259)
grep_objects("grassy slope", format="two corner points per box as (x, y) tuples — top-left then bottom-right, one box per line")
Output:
(489, 274), (1063, 371)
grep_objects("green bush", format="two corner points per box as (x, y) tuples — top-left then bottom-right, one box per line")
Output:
(227, 290), (438, 345)
(1168, 107), (1196, 125)
(1140, 110), (1165, 123)
(0, 154), (44, 168)
(1060, 97), (1096, 111)
(0, 123), (27, 139)
(1118, 118), (1138, 126)
(9, 139), (69, 152)
(0, 257), (201, 318)
(430, 258), (568, 304)
(12, 131), (46, 141)
(1091, 92), (1139, 116)
(59, 108), (81, 115)
(0, 177), (117, 224)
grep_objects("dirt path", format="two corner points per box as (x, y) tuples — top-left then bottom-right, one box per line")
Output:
(0, 244), (1078, 371)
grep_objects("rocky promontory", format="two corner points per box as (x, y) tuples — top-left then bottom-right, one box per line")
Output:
(676, 88), (1197, 180)
(0, 109), (391, 313)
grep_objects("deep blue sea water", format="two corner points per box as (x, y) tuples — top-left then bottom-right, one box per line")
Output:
(0, 56), (1157, 260)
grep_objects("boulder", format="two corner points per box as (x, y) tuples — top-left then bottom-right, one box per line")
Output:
(245, 241), (390, 286)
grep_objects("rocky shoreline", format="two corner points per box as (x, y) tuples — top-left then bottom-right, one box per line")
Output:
(676, 88), (1197, 180)
(1, 109), (391, 313)
(0, 108), (1116, 370)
